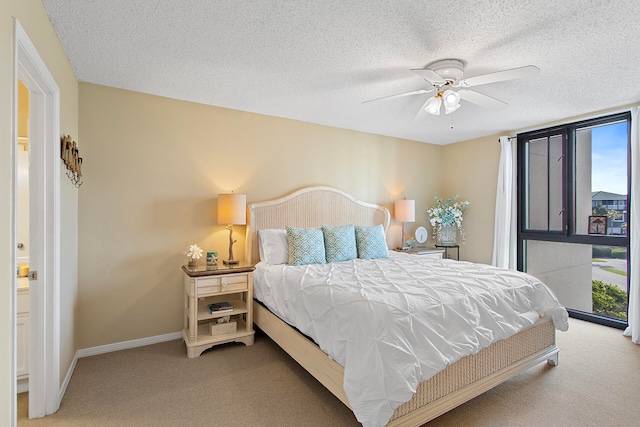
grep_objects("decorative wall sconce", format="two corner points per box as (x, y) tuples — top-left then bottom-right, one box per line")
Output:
(60, 135), (83, 187)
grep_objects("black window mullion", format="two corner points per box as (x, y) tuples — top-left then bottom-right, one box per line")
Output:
(546, 136), (551, 231)
(565, 129), (572, 236)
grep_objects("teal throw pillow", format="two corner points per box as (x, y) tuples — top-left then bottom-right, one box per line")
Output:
(321, 224), (357, 263)
(286, 226), (326, 266)
(355, 224), (389, 260)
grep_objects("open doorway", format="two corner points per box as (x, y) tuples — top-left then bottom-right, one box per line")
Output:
(13, 19), (62, 421)
(15, 79), (30, 395)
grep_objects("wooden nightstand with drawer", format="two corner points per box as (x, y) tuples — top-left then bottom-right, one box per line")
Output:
(182, 264), (255, 358)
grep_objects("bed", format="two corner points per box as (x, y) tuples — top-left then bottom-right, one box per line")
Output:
(245, 186), (568, 427)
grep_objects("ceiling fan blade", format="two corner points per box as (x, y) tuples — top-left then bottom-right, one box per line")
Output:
(411, 68), (446, 85)
(362, 88), (434, 104)
(457, 65), (540, 88)
(458, 89), (508, 110)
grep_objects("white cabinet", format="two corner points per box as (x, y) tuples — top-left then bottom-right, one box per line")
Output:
(16, 287), (29, 380)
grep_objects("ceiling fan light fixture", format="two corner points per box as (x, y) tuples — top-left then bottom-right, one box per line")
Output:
(442, 89), (460, 107)
(444, 103), (461, 114)
(442, 89), (461, 114)
(425, 96), (442, 115)
(365, 59), (539, 119)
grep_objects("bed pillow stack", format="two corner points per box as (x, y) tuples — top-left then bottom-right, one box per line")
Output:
(259, 224), (389, 266)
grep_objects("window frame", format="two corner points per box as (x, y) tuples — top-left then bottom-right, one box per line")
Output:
(516, 111), (631, 328)
(518, 128), (568, 237)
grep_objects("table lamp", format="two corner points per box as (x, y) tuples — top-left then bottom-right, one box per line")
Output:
(218, 193), (246, 265)
(395, 197), (415, 250)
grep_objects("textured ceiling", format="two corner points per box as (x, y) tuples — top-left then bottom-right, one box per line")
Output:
(43, 0), (640, 145)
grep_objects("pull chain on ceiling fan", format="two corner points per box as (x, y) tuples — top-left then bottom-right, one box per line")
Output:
(364, 59), (540, 117)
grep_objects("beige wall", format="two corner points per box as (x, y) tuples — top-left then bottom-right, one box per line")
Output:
(441, 134), (502, 264)
(77, 83), (443, 349)
(0, 0), (79, 423)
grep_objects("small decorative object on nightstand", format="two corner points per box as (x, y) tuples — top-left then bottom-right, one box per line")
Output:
(206, 251), (218, 268)
(184, 244), (203, 268)
(182, 263), (255, 358)
(415, 226), (428, 246)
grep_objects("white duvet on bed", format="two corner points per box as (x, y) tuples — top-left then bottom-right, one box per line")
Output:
(253, 252), (568, 427)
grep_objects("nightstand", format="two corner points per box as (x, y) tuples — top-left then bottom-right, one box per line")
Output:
(393, 248), (444, 259)
(435, 244), (460, 260)
(182, 264), (255, 358)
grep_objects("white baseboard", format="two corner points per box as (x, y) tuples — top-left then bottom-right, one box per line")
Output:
(17, 378), (29, 394)
(59, 353), (78, 403)
(76, 331), (183, 358)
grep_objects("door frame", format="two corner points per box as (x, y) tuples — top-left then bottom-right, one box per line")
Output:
(13, 19), (61, 419)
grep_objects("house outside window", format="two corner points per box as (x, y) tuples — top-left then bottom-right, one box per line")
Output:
(591, 191), (627, 235)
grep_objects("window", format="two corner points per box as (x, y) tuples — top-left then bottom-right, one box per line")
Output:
(517, 112), (630, 328)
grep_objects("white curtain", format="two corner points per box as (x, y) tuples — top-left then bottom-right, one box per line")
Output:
(492, 136), (515, 269)
(623, 106), (640, 344)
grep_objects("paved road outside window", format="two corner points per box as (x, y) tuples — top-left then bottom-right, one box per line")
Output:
(592, 259), (628, 291)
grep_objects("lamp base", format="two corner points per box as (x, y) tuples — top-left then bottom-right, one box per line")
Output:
(223, 259), (239, 266)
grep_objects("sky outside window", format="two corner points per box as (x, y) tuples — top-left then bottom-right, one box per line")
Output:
(591, 122), (628, 195)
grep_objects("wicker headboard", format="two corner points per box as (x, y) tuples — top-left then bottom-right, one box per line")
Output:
(245, 186), (391, 265)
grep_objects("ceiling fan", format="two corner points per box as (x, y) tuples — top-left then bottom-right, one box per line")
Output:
(364, 59), (540, 116)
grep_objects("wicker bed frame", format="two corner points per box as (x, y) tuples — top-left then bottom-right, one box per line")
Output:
(246, 186), (559, 426)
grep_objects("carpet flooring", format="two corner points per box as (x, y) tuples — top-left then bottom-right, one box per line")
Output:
(18, 318), (640, 426)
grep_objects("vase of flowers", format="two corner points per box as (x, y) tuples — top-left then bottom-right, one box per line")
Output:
(427, 195), (469, 246)
(437, 223), (458, 246)
(184, 244), (203, 268)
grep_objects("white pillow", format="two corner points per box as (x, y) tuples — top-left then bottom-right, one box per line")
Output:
(258, 229), (289, 264)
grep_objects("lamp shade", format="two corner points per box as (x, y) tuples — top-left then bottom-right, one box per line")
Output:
(424, 96), (442, 115)
(442, 89), (461, 115)
(442, 89), (460, 107)
(218, 193), (247, 225)
(444, 103), (461, 114)
(395, 199), (415, 223)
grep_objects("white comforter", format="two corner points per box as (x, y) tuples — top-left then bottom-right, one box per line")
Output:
(253, 252), (568, 427)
